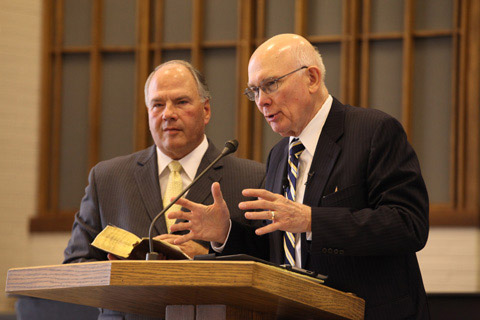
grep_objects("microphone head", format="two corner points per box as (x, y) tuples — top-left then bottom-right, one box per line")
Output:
(222, 139), (239, 155)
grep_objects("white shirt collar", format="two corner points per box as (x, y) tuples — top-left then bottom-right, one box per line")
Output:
(156, 135), (209, 180)
(291, 94), (333, 155)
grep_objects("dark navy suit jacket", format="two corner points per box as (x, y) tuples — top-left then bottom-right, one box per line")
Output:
(224, 98), (430, 320)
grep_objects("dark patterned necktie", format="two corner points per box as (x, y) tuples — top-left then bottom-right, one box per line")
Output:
(284, 138), (305, 265)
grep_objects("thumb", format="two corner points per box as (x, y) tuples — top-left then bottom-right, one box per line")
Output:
(211, 182), (225, 205)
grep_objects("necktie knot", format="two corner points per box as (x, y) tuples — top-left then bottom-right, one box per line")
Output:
(168, 160), (182, 173)
(289, 138), (305, 159)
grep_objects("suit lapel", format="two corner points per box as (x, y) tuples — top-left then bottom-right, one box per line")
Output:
(134, 145), (166, 236)
(303, 98), (344, 207)
(185, 142), (222, 205)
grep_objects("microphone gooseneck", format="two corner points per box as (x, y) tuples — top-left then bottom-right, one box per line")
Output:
(146, 139), (238, 260)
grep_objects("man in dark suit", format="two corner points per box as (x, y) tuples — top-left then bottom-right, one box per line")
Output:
(63, 60), (265, 319)
(169, 34), (430, 319)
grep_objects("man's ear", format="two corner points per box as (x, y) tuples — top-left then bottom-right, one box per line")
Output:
(203, 99), (211, 125)
(307, 66), (322, 93)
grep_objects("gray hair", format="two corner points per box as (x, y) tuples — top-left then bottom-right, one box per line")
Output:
(292, 44), (326, 82)
(144, 60), (211, 106)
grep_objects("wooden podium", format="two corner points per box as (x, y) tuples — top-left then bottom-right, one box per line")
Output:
(6, 260), (364, 319)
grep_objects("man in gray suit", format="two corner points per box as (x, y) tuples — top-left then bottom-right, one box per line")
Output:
(63, 60), (265, 319)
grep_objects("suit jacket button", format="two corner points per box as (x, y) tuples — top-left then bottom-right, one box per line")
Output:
(327, 248), (333, 254)
(339, 250), (344, 255)
(334, 249), (339, 254)
(322, 248), (327, 253)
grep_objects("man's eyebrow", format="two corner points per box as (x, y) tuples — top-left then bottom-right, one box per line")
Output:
(173, 95), (191, 102)
(248, 76), (276, 88)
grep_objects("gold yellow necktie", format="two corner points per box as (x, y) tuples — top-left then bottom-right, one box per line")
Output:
(163, 161), (183, 233)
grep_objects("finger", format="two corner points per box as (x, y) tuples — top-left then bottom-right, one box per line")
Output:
(107, 253), (119, 260)
(255, 223), (279, 236)
(169, 221), (192, 233)
(239, 199), (278, 211)
(173, 233), (194, 245)
(211, 182), (225, 205)
(167, 210), (191, 220)
(175, 197), (203, 212)
(242, 188), (278, 201)
(244, 210), (272, 221)
(155, 234), (178, 241)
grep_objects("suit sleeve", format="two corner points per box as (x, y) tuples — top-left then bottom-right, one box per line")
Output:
(220, 167), (269, 260)
(310, 116), (429, 256)
(63, 166), (107, 263)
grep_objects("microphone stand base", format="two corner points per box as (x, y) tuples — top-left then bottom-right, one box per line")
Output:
(146, 252), (160, 260)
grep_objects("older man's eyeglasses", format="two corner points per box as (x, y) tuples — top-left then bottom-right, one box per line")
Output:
(243, 66), (308, 101)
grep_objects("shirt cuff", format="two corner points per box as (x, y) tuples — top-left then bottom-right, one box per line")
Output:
(210, 219), (232, 253)
(306, 231), (312, 241)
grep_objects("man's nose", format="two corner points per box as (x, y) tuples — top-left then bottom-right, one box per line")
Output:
(162, 103), (177, 120)
(256, 89), (271, 107)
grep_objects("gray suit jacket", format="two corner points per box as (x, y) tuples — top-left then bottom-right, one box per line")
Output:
(63, 142), (265, 319)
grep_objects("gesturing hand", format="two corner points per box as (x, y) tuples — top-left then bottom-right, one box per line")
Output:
(167, 182), (231, 245)
(239, 188), (311, 235)
(155, 234), (208, 259)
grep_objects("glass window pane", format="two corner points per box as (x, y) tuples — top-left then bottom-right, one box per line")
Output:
(307, 0), (342, 36)
(204, 0), (237, 41)
(415, 0), (453, 31)
(369, 40), (403, 121)
(161, 50), (191, 64)
(265, 0), (295, 37)
(100, 53), (136, 161)
(59, 54), (90, 210)
(163, 0), (192, 43)
(204, 49), (237, 148)
(103, 0), (136, 46)
(412, 37), (452, 203)
(370, 0), (403, 33)
(316, 42), (341, 98)
(64, 0), (92, 46)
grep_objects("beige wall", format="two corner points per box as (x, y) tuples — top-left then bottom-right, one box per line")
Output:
(0, 0), (478, 315)
(0, 0), (71, 313)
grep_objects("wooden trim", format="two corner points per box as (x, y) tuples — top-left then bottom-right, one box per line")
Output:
(452, 0), (463, 209)
(88, 0), (102, 169)
(254, 0), (266, 46)
(30, 214), (76, 233)
(465, 0), (480, 218)
(50, 0), (65, 216)
(37, 0), (55, 219)
(430, 206), (479, 226)
(191, 0), (204, 70)
(401, 0), (414, 137)
(348, 0), (360, 105)
(252, 0), (267, 161)
(236, 0), (255, 159)
(294, 0), (307, 36)
(134, 0), (151, 151)
(152, 0), (164, 67)
(359, 0), (371, 108)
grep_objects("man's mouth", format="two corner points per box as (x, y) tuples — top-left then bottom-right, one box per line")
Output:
(265, 112), (279, 121)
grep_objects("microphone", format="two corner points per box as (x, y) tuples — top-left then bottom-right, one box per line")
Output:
(146, 139), (239, 260)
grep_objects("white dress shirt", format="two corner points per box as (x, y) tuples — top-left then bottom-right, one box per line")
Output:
(213, 95), (333, 268)
(290, 94), (332, 267)
(156, 135), (209, 199)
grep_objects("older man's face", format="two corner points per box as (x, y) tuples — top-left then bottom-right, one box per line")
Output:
(146, 65), (210, 160)
(248, 55), (313, 137)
